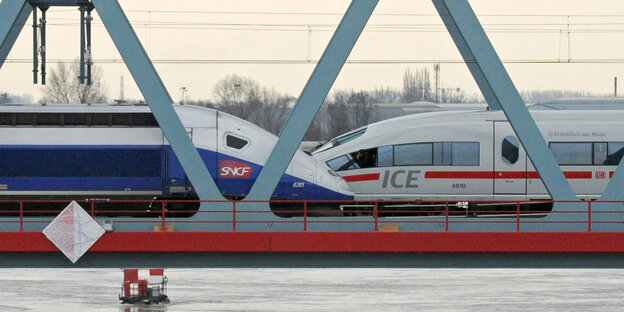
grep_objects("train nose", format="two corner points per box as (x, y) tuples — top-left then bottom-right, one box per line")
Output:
(336, 177), (354, 197)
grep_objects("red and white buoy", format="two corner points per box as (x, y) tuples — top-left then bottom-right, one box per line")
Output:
(119, 268), (170, 305)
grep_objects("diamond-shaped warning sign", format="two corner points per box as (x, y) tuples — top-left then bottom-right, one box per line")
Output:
(43, 201), (105, 263)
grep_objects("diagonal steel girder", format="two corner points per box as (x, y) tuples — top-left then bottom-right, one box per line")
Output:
(245, 0), (378, 200)
(0, 0), (31, 72)
(601, 168), (624, 200)
(432, 0), (576, 201)
(91, 0), (223, 200)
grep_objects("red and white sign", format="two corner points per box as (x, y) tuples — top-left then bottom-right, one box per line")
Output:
(595, 171), (607, 179)
(219, 159), (253, 178)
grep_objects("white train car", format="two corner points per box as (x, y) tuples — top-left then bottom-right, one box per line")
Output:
(0, 104), (353, 216)
(312, 110), (624, 215)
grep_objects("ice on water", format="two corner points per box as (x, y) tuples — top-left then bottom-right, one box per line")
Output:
(0, 268), (622, 311)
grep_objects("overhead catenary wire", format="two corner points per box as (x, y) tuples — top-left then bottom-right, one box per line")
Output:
(41, 19), (624, 34)
(48, 7), (624, 18)
(4, 58), (624, 65)
(6, 10), (624, 65)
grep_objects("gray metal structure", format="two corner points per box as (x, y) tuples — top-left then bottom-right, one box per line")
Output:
(0, 0), (623, 235)
(1, 0), (624, 268)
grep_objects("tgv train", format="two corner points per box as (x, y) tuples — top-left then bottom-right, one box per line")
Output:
(312, 110), (624, 216)
(0, 104), (352, 216)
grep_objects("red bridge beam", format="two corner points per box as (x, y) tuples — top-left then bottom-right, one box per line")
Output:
(2, 232), (624, 253)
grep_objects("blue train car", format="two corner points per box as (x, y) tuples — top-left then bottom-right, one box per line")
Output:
(0, 104), (353, 216)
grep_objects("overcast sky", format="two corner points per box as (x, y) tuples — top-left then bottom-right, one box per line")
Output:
(2, 0), (624, 103)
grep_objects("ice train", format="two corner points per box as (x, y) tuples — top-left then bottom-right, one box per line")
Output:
(312, 110), (624, 216)
(0, 104), (353, 216)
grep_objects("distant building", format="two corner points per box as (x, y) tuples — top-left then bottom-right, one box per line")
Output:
(528, 97), (624, 110)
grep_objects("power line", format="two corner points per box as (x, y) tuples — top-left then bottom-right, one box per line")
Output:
(4, 58), (624, 65)
(40, 15), (624, 35)
(41, 22), (624, 35)
(50, 8), (624, 18)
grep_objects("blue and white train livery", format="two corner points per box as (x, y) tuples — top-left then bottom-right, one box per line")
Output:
(0, 104), (353, 216)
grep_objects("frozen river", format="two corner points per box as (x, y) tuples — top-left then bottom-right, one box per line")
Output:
(0, 268), (622, 311)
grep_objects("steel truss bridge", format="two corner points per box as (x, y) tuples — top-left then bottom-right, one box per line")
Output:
(1, 0), (624, 267)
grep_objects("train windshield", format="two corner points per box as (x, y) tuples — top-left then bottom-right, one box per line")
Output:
(327, 148), (378, 171)
(312, 128), (366, 153)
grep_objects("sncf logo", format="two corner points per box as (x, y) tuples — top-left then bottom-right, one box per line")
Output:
(219, 160), (252, 178)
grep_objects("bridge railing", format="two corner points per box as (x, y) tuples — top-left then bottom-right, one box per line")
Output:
(0, 199), (622, 232)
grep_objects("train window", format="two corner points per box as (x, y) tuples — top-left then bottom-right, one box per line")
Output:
(351, 148), (377, 168)
(0, 148), (161, 177)
(63, 113), (89, 126)
(452, 142), (479, 166)
(377, 146), (393, 167)
(433, 142), (452, 166)
(130, 113), (159, 127)
(15, 113), (34, 126)
(90, 113), (110, 126)
(226, 134), (248, 149)
(327, 155), (358, 171)
(394, 143), (432, 166)
(0, 113), (12, 126)
(606, 142), (624, 165)
(313, 128), (366, 153)
(502, 136), (519, 165)
(36, 113), (62, 126)
(336, 128), (366, 145)
(111, 113), (130, 126)
(550, 142), (592, 165)
(594, 142), (608, 165)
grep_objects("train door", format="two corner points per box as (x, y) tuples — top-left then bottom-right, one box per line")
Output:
(215, 117), (254, 197)
(493, 122), (527, 195)
(192, 126), (217, 178)
(292, 161), (314, 199)
(165, 121), (217, 196)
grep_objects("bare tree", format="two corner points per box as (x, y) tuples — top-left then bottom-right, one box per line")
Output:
(0, 93), (8, 104)
(75, 62), (107, 104)
(402, 68), (420, 103)
(41, 61), (107, 104)
(0, 92), (33, 104)
(420, 68), (432, 101)
(402, 68), (433, 102)
(213, 74), (262, 119)
(250, 87), (293, 135)
(305, 113), (324, 141)
(43, 62), (73, 103)
(326, 103), (351, 138)
(370, 86), (401, 104)
(348, 90), (376, 129)
(332, 89), (353, 105)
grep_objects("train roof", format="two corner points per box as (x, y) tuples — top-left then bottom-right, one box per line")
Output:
(317, 109), (624, 151)
(0, 103), (154, 113)
(0, 103), (268, 129)
(366, 109), (624, 130)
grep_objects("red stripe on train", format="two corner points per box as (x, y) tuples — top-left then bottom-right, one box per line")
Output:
(425, 171), (493, 179)
(425, 171), (593, 179)
(343, 173), (381, 182)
